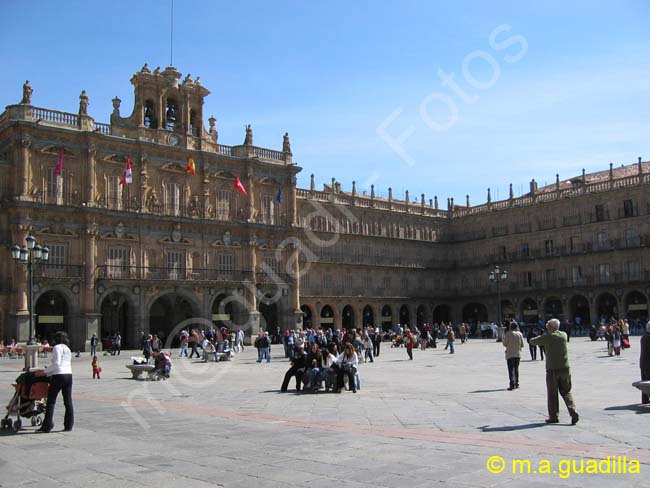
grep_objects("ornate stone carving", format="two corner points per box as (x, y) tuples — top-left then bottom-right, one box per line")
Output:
(21, 80), (33, 105)
(283, 132), (291, 154)
(171, 223), (182, 243)
(78, 90), (89, 116)
(244, 124), (253, 145)
(114, 222), (125, 239)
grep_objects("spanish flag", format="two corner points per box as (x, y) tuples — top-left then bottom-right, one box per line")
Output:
(185, 157), (196, 175)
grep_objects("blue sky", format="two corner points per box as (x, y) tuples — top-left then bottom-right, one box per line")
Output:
(2, 0), (649, 204)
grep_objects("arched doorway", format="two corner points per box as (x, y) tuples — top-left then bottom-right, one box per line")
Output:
(342, 305), (355, 329)
(259, 300), (278, 332)
(35, 290), (69, 344)
(381, 305), (392, 331)
(462, 302), (488, 324)
(501, 300), (515, 321)
(432, 304), (450, 324)
(149, 293), (196, 346)
(399, 305), (410, 327)
(416, 305), (426, 327)
(596, 292), (618, 322)
(362, 305), (374, 328)
(100, 292), (130, 348)
(520, 297), (539, 326)
(544, 297), (563, 321)
(212, 293), (234, 328)
(569, 295), (590, 327)
(320, 305), (334, 329)
(300, 304), (313, 329)
(624, 290), (648, 323)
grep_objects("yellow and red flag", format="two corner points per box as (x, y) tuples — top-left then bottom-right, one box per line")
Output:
(185, 157), (196, 175)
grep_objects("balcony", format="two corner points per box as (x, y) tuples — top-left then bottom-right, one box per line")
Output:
(33, 263), (84, 279)
(97, 266), (254, 283)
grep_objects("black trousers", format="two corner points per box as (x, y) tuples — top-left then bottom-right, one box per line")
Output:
(642, 369), (650, 404)
(406, 348), (413, 360)
(43, 374), (74, 430)
(529, 344), (537, 360)
(281, 367), (305, 391)
(373, 340), (381, 357)
(507, 357), (520, 387)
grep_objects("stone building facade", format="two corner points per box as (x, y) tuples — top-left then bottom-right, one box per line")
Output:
(1, 66), (648, 349)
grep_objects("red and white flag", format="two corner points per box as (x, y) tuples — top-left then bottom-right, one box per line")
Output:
(234, 176), (248, 196)
(54, 148), (64, 175)
(119, 158), (132, 185)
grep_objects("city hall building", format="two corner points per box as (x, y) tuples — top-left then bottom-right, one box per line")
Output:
(1, 65), (648, 350)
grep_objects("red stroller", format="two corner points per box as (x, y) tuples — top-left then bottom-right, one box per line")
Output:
(1, 372), (49, 432)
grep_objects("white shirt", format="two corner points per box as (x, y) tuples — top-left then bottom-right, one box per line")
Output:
(44, 344), (72, 376)
(336, 351), (359, 368)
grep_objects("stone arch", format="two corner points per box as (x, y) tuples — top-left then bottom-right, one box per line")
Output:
(520, 297), (539, 325)
(432, 304), (451, 324)
(148, 291), (201, 345)
(543, 296), (564, 321)
(380, 304), (392, 331)
(596, 292), (618, 322)
(320, 304), (335, 329)
(569, 294), (590, 327)
(501, 299), (515, 321)
(34, 289), (71, 345)
(99, 291), (133, 348)
(399, 304), (410, 326)
(362, 304), (374, 327)
(462, 302), (488, 324)
(416, 304), (428, 327)
(624, 290), (648, 322)
(301, 304), (313, 329)
(342, 304), (355, 329)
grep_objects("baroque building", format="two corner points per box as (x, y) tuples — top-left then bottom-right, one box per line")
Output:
(0, 66), (648, 349)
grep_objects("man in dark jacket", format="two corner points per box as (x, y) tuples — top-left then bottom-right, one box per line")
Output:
(640, 322), (650, 404)
(280, 344), (307, 392)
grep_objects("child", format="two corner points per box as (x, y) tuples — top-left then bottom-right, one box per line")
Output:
(92, 355), (101, 379)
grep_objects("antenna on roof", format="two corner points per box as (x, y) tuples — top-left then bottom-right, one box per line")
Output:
(170, 0), (174, 66)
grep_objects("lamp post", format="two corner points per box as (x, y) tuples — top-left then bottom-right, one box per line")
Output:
(11, 235), (49, 346)
(488, 265), (508, 340)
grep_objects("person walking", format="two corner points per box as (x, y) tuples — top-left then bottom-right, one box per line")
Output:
(90, 333), (98, 357)
(179, 329), (189, 357)
(526, 327), (538, 360)
(446, 326), (456, 354)
(405, 328), (416, 360)
(502, 322), (524, 390)
(188, 329), (201, 359)
(36, 331), (74, 433)
(530, 318), (579, 425)
(91, 355), (101, 379)
(640, 322), (650, 404)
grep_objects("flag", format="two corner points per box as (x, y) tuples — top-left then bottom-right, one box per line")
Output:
(119, 158), (132, 185)
(234, 176), (248, 196)
(185, 157), (196, 175)
(54, 148), (64, 175)
(276, 186), (282, 203)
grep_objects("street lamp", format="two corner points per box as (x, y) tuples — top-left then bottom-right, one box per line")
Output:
(11, 235), (49, 345)
(488, 265), (508, 329)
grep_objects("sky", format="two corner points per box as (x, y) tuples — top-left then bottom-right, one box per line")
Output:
(2, 0), (649, 204)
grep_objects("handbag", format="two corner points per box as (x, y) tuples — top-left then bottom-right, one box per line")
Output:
(622, 338), (630, 349)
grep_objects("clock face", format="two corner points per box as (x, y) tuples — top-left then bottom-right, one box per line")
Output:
(168, 133), (180, 146)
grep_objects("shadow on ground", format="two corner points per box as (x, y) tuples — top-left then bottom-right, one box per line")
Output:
(479, 422), (565, 432)
(604, 404), (650, 414)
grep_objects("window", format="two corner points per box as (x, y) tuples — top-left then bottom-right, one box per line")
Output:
(107, 246), (129, 278)
(165, 99), (178, 131)
(383, 276), (392, 291)
(46, 167), (65, 205)
(263, 256), (279, 275)
(625, 261), (640, 280)
(144, 100), (156, 128)
(344, 274), (353, 290)
(569, 236), (581, 253)
(623, 199), (635, 218)
(401, 277), (409, 291)
(167, 251), (185, 280)
(544, 239), (554, 256)
(598, 263), (610, 283)
(595, 204), (605, 222)
(545, 269), (556, 285)
(625, 227), (640, 247)
(520, 243), (529, 257)
(107, 176), (123, 210)
(571, 266), (583, 285)
(166, 183), (180, 216)
(44, 244), (66, 277)
(595, 231), (609, 250)
(499, 245), (507, 260)
(216, 253), (233, 277)
(261, 194), (279, 225)
(216, 190), (231, 220)
(522, 271), (533, 287)
(324, 274), (333, 290)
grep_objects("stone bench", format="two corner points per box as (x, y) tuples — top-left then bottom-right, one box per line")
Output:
(632, 380), (650, 396)
(126, 364), (155, 379)
(203, 351), (233, 362)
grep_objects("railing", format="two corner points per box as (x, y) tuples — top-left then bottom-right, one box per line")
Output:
(33, 264), (84, 279)
(30, 107), (78, 127)
(217, 144), (232, 156)
(95, 122), (111, 135)
(254, 147), (285, 162)
(98, 266), (256, 282)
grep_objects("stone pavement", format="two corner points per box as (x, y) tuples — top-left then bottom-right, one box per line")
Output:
(0, 336), (648, 487)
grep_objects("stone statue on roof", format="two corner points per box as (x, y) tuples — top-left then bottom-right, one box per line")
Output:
(282, 132), (292, 154)
(21, 80), (33, 105)
(78, 90), (89, 116)
(244, 124), (253, 145)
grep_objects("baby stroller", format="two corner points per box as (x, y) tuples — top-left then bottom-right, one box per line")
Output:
(1, 372), (49, 432)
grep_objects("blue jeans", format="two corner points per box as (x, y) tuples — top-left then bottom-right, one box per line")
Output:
(257, 348), (263, 362)
(179, 344), (188, 357)
(448, 341), (454, 353)
(309, 368), (321, 388)
(264, 347), (271, 362)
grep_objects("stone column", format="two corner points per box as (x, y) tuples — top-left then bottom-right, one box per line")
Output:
(10, 225), (30, 341)
(16, 137), (30, 199)
(243, 241), (260, 333)
(85, 146), (96, 206)
(289, 177), (298, 226)
(246, 172), (255, 222)
(289, 244), (302, 327)
(82, 223), (97, 312)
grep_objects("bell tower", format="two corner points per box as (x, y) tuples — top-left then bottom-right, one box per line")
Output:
(110, 64), (211, 145)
